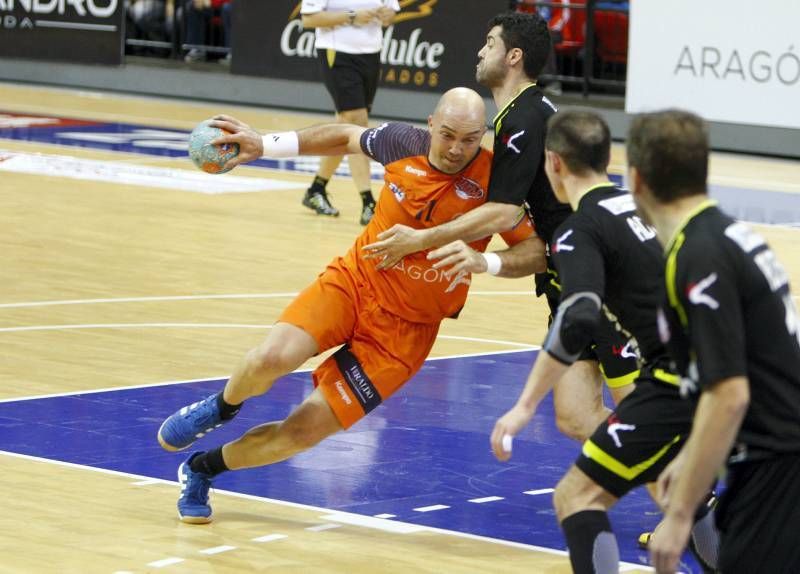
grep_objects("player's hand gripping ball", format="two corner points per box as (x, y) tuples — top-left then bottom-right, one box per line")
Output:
(188, 119), (239, 174)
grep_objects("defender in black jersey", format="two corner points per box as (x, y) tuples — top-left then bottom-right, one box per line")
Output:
(365, 11), (638, 443)
(629, 110), (800, 573)
(491, 111), (719, 574)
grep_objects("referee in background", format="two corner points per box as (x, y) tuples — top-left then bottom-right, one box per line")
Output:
(629, 109), (800, 574)
(300, 0), (399, 225)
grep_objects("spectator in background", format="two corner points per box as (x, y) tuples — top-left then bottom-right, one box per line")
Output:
(299, 0), (400, 226)
(184, 0), (232, 63)
(127, 0), (174, 53)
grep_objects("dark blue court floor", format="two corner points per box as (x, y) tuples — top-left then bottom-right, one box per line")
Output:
(0, 351), (703, 572)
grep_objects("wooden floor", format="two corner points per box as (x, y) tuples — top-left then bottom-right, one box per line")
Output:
(0, 82), (797, 573)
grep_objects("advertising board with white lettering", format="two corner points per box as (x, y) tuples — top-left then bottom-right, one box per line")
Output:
(0, 0), (124, 65)
(625, 0), (800, 129)
(231, 0), (506, 92)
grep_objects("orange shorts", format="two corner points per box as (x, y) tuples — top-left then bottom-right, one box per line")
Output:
(278, 262), (440, 429)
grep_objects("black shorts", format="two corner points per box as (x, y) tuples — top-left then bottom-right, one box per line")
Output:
(575, 377), (695, 498)
(716, 454), (800, 573)
(317, 49), (380, 113)
(539, 267), (638, 386)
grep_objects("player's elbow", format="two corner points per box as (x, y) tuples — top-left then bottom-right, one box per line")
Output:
(490, 202), (524, 233)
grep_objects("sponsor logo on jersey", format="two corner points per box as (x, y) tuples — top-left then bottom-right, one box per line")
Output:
(606, 414), (636, 448)
(598, 193), (636, 215)
(334, 381), (353, 405)
(454, 176), (484, 200)
(552, 229), (575, 252)
(389, 182), (406, 202)
(404, 165), (427, 177)
(501, 129), (525, 154)
(687, 272), (719, 309)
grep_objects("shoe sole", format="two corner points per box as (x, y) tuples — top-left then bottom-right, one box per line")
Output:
(179, 513), (212, 525)
(157, 419), (189, 452)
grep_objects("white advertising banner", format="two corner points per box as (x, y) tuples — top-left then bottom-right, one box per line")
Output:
(625, 0), (800, 129)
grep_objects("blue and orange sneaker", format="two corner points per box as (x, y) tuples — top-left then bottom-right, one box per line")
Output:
(177, 452), (213, 524)
(158, 393), (225, 452)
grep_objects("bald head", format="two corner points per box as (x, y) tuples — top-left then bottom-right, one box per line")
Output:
(432, 87), (486, 126)
(426, 87), (487, 174)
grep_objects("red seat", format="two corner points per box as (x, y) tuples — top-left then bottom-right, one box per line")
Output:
(594, 10), (628, 64)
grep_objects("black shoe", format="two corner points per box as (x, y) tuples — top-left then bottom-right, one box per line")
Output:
(302, 189), (339, 216)
(359, 201), (375, 225)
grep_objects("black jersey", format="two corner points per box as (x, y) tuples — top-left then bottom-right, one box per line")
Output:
(661, 202), (800, 461)
(550, 184), (667, 366)
(487, 84), (571, 245)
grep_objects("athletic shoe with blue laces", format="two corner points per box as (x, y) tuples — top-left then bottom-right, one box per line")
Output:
(177, 452), (213, 524)
(158, 393), (224, 452)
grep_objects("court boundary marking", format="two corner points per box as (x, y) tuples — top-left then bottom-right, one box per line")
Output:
(0, 448), (652, 571)
(0, 348), (539, 404)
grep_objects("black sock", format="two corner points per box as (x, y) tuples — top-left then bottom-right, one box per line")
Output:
(309, 175), (329, 192)
(189, 447), (229, 477)
(561, 510), (619, 574)
(216, 392), (242, 421)
(360, 190), (375, 207)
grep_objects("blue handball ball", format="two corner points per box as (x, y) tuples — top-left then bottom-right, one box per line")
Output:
(188, 119), (239, 174)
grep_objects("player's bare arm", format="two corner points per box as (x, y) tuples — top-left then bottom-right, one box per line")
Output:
(210, 115), (367, 171)
(428, 235), (546, 278)
(362, 201), (521, 269)
(491, 351), (570, 462)
(650, 376), (749, 574)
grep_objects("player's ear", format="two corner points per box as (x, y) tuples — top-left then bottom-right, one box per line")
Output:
(427, 115), (434, 131)
(506, 47), (523, 68)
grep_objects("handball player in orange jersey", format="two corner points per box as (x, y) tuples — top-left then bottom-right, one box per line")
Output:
(157, 87), (546, 523)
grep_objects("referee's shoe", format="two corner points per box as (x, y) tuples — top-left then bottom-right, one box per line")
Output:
(302, 188), (340, 217)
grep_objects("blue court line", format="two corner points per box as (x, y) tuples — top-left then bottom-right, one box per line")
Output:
(0, 351), (702, 572)
(1, 110), (797, 226)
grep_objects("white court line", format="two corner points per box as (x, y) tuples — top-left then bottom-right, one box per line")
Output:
(251, 534), (287, 543)
(131, 478), (162, 486)
(0, 321), (539, 351)
(468, 496), (505, 504)
(305, 523), (341, 532)
(0, 348), (539, 404)
(524, 488), (555, 496)
(0, 449), (651, 570)
(0, 291), (532, 310)
(199, 545), (236, 555)
(147, 557), (184, 568)
(413, 504), (450, 513)
(373, 513), (396, 519)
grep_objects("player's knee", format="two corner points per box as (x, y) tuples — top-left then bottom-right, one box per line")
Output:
(280, 417), (327, 452)
(245, 344), (293, 379)
(555, 412), (590, 442)
(339, 108), (368, 126)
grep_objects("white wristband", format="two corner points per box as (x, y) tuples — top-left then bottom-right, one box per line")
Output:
(261, 131), (299, 158)
(482, 252), (502, 276)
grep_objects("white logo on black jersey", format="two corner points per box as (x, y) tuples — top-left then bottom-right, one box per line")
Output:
(607, 420), (636, 448)
(553, 229), (575, 253)
(619, 341), (637, 359)
(687, 273), (719, 309)
(504, 130), (525, 154)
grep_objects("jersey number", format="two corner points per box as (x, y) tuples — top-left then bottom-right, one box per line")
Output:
(415, 199), (438, 222)
(626, 215), (656, 242)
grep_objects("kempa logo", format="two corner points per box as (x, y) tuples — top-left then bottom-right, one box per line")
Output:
(282, 0), (445, 86)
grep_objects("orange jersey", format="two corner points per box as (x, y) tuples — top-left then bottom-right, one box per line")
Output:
(331, 123), (534, 323)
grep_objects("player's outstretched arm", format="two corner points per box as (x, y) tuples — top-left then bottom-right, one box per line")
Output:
(491, 351), (570, 461)
(362, 202), (522, 270)
(211, 115), (368, 171)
